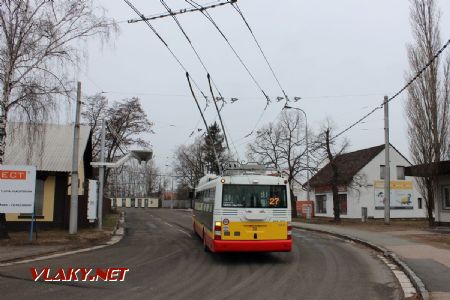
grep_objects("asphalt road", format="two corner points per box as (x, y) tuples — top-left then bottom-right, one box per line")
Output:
(0, 209), (401, 300)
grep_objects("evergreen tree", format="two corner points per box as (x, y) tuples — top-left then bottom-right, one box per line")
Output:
(202, 122), (227, 174)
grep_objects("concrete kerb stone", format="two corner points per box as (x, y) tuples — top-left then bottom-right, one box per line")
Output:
(293, 224), (430, 300)
(0, 212), (126, 267)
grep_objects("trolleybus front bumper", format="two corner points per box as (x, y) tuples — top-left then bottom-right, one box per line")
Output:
(212, 240), (292, 252)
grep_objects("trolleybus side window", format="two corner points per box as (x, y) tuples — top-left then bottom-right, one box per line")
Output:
(222, 185), (287, 208)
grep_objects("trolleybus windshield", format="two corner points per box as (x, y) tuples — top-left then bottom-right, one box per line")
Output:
(222, 184), (287, 208)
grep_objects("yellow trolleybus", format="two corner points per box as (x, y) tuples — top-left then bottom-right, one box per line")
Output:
(192, 163), (292, 252)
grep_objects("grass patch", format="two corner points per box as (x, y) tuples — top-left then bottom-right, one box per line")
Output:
(102, 212), (120, 231)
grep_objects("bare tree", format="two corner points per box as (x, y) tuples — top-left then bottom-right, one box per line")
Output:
(0, 0), (116, 239)
(107, 160), (160, 198)
(81, 93), (108, 160)
(405, 0), (449, 226)
(82, 95), (154, 190)
(315, 120), (349, 222)
(248, 110), (311, 217)
(173, 137), (206, 189)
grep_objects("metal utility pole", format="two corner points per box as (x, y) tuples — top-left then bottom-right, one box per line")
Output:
(283, 105), (310, 200)
(384, 96), (390, 225)
(69, 82), (82, 235)
(170, 175), (174, 209)
(98, 119), (106, 230)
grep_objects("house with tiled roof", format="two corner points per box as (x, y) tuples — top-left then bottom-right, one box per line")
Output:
(4, 122), (94, 228)
(307, 144), (426, 219)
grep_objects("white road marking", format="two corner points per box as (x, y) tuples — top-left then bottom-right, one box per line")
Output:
(0, 235), (123, 267)
(377, 255), (417, 298)
(164, 222), (173, 227)
(177, 229), (192, 237)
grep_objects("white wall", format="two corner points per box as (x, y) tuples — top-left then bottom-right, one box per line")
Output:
(436, 176), (450, 223)
(312, 145), (427, 219)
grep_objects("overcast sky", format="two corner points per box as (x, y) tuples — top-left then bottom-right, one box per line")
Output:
(78, 0), (450, 170)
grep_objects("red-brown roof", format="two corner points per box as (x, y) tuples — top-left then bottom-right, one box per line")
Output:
(308, 145), (385, 187)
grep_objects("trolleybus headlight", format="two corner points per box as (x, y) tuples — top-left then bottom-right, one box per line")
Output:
(223, 219), (229, 225)
(221, 178), (225, 183)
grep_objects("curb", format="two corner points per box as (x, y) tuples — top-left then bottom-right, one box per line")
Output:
(293, 224), (430, 300)
(0, 212), (126, 267)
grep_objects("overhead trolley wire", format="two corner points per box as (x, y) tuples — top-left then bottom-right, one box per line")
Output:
(185, 0), (273, 140)
(128, 0), (236, 23)
(185, 0), (271, 108)
(123, 0), (211, 109)
(229, 1), (289, 102)
(186, 72), (222, 173)
(331, 38), (450, 141)
(159, 0), (231, 151)
(206, 73), (230, 150)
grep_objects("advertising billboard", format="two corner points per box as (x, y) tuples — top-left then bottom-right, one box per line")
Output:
(374, 180), (414, 210)
(0, 165), (36, 213)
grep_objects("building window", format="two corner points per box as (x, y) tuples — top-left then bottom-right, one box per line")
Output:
(418, 198), (422, 209)
(444, 187), (450, 210)
(34, 179), (44, 215)
(19, 179), (44, 217)
(396, 166), (405, 180)
(316, 195), (327, 214)
(338, 194), (347, 215)
(380, 165), (385, 179)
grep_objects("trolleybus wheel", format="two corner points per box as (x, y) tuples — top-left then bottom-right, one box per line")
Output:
(203, 232), (209, 252)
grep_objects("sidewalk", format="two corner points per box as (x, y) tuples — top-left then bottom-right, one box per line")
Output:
(293, 221), (450, 300)
(0, 212), (123, 265)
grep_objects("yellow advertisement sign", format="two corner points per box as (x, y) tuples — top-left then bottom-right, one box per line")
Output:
(373, 180), (412, 190)
(374, 180), (414, 209)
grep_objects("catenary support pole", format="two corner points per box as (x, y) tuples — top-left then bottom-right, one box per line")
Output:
(98, 119), (106, 229)
(384, 96), (390, 225)
(69, 82), (82, 234)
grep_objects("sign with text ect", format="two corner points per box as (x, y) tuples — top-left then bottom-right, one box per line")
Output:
(0, 165), (36, 213)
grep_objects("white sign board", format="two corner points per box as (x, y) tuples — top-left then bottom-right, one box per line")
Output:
(87, 180), (98, 222)
(0, 165), (36, 213)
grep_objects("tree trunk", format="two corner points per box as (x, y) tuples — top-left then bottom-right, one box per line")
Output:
(290, 186), (297, 218)
(0, 109), (10, 239)
(332, 183), (340, 222)
(325, 129), (340, 222)
(426, 178), (435, 227)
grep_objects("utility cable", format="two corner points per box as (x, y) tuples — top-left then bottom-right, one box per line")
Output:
(331, 38), (450, 141)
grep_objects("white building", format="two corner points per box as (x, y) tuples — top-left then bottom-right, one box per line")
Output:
(308, 144), (426, 219)
(406, 160), (450, 226)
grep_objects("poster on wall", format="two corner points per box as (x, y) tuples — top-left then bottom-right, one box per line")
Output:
(374, 180), (414, 210)
(0, 165), (36, 213)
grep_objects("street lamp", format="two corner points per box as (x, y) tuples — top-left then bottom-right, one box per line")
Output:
(283, 105), (310, 201)
(91, 149), (153, 229)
